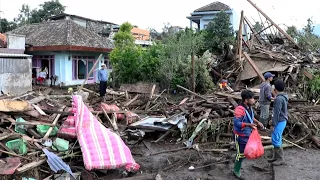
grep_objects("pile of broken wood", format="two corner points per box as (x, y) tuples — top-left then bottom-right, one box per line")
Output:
(0, 80), (319, 179)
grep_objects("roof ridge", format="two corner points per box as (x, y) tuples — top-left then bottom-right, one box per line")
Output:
(66, 20), (72, 45)
(194, 1), (231, 12)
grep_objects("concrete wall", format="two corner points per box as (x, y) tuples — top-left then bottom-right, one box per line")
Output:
(30, 51), (111, 86)
(6, 34), (26, 50)
(0, 57), (32, 95)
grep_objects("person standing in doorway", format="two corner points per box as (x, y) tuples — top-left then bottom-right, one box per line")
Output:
(259, 72), (275, 127)
(98, 64), (108, 97)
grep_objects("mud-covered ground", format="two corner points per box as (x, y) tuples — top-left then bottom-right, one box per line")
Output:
(101, 138), (319, 180)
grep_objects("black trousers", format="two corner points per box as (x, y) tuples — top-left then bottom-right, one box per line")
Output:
(99, 81), (107, 97)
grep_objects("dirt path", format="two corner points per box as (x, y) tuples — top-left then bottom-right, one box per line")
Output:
(273, 149), (320, 180)
(101, 140), (274, 180)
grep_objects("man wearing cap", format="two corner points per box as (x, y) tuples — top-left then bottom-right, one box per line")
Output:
(98, 64), (108, 97)
(259, 72), (275, 127)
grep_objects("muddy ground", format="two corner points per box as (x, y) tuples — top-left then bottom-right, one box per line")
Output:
(101, 140), (319, 180)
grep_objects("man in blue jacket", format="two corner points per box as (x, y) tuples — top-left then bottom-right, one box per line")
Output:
(233, 90), (264, 179)
(98, 64), (108, 97)
(268, 79), (288, 166)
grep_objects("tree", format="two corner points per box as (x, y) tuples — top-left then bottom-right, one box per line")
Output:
(203, 11), (235, 53)
(113, 22), (135, 47)
(298, 18), (320, 51)
(14, 4), (32, 25)
(253, 22), (263, 32)
(286, 26), (299, 39)
(0, 18), (18, 33)
(158, 28), (213, 91)
(14, 0), (65, 26)
(148, 27), (160, 40)
(110, 22), (160, 85)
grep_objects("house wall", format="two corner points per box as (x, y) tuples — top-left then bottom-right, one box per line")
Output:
(6, 34), (26, 50)
(0, 57), (32, 95)
(199, 11), (234, 30)
(29, 51), (111, 86)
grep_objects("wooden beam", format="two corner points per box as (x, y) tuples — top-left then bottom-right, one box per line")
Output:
(244, 17), (263, 44)
(243, 52), (266, 82)
(247, 0), (300, 49)
(79, 54), (103, 90)
(237, 11), (244, 63)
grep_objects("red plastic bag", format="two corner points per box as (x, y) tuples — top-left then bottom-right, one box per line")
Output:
(244, 128), (264, 159)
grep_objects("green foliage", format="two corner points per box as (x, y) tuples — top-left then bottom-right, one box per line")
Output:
(158, 29), (213, 91)
(285, 18), (320, 52)
(203, 11), (235, 53)
(14, 0), (65, 26)
(0, 19), (18, 33)
(110, 22), (160, 85)
(110, 22), (213, 92)
(113, 22), (135, 47)
(253, 22), (263, 32)
(286, 26), (299, 39)
(308, 74), (320, 100)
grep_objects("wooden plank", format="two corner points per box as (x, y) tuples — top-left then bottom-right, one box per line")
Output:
(228, 97), (238, 108)
(244, 17), (263, 44)
(120, 82), (160, 94)
(16, 159), (46, 173)
(124, 95), (139, 107)
(247, 0), (300, 49)
(243, 52), (266, 82)
(42, 106), (65, 140)
(28, 96), (46, 104)
(79, 54), (103, 90)
(177, 85), (206, 100)
(145, 84), (156, 111)
(32, 104), (47, 116)
(0, 99), (30, 112)
(237, 11), (244, 67)
(215, 92), (241, 100)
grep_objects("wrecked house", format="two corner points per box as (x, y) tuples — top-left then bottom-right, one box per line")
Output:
(9, 20), (114, 86)
(0, 34), (32, 95)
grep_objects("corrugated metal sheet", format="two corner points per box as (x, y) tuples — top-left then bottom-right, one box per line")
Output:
(0, 53), (32, 58)
(0, 58), (30, 74)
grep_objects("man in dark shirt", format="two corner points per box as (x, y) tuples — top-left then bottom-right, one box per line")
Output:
(259, 72), (275, 127)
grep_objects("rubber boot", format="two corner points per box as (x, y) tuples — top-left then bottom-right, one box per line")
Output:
(267, 148), (278, 162)
(271, 147), (285, 166)
(233, 160), (244, 180)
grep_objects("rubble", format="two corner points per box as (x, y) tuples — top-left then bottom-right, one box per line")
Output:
(0, 75), (319, 179)
(0, 1), (319, 179)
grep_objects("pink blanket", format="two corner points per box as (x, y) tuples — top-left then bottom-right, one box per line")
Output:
(71, 95), (140, 171)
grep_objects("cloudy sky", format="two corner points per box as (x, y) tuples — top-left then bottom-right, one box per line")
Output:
(1, 0), (320, 31)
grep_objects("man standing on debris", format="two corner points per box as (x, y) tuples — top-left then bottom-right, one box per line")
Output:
(233, 90), (264, 179)
(268, 79), (288, 166)
(98, 64), (108, 97)
(259, 72), (275, 127)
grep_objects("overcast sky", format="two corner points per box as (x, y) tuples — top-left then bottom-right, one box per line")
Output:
(1, 0), (320, 31)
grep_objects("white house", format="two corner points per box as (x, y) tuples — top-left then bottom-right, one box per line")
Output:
(186, 1), (239, 31)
